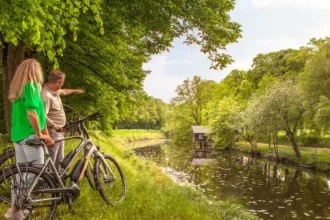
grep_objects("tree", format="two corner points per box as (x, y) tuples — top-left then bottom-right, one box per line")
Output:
(245, 92), (283, 160)
(1, 0), (241, 135)
(115, 96), (167, 130)
(171, 76), (216, 125)
(0, 0), (103, 134)
(314, 96), (330, 134)
(209, 97), (241, 148)
(248, 48), (311, 87)
(166, 76), (216, 142)
(301, 41), (330, 132)
(252, 80), (304, 157)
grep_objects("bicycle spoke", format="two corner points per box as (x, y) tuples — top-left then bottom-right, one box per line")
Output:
(95, 154), (126, 204)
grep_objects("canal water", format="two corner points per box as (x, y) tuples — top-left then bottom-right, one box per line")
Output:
(133, 143), (330, 219)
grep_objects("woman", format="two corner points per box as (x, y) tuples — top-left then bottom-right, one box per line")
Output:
(5, 59), (54, 220)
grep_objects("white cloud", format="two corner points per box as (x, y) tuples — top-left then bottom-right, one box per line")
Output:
(225, 58), (253, 72)
(248, 0), (330, 10)
(143, 55), (183, 102)
(258, 38), (303, 50)
(307, 22), (330, 39)
(143, 55), (191, 69)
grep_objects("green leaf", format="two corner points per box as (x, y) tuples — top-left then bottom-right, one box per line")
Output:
(74, 0), (81, 8)
(11, 37), (18, 46)
(73, 33), (77, 41)
(22, 21), (28, 31)
(100, 27), (104, 35)
(73, 8), (80, 16)
(32, 31), (41, 44)
(83, 6), (88, 13)
(47, 14), (54, 20)
(47, 50), (55, 60)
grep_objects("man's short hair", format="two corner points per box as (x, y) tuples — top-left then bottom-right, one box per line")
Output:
(48, 70), (66, 83)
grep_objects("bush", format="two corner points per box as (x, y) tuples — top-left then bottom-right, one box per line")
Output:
(277, 134), (289, 145)
(320, 137), (330, 147)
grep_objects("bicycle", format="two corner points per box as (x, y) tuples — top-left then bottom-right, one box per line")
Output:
(0, 112), (126, 219)
(0, 115), (92, 204)
(0, 112), (104, 202)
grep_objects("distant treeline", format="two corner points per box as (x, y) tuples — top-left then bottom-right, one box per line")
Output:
(115, 97), (167, 130)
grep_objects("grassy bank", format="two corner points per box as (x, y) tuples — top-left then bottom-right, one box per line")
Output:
(112, 129), (166, 142)
(0, 132), (257, 219)
(236, 142), (330, 172)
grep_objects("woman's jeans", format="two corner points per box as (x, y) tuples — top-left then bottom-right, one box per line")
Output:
(12, 134), (44, 207)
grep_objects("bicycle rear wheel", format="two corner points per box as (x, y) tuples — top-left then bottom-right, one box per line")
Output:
(0, 164), (59, 219)
(0, 147), (15, 167)
(94, 154), (126, 204)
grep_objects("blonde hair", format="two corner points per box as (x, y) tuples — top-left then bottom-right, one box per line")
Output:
(8, 59), (44, 102)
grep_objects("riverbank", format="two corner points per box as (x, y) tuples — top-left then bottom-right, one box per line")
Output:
(112, 129), (168, 150)
(235, 142), (330, 172)
(0, 131), (257, 219)
(112, 129), (166, 142)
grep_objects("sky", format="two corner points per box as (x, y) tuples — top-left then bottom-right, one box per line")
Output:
(143, 0), (330, 103)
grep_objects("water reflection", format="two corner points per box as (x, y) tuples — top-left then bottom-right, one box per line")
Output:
(191, 146), (214, 166)
(133, 143), (330, 219)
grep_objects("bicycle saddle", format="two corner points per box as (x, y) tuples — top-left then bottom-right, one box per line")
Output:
(26, 139), (43, 146)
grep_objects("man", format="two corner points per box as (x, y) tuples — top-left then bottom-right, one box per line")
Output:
(41, 70), (83, 172)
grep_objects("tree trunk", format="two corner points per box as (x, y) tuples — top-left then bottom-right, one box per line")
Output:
(2, 42), (26, 138)
(286, 130), (301, 158)
(273, 131), (280, 162)
(268, 132), (271, 150)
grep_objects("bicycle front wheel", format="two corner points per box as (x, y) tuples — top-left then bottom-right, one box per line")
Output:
(0, 164), (59, 219)
(94, 154), (126, 204)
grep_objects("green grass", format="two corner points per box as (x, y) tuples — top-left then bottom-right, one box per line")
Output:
(0, 132), (257, 220)
(112, 129), (166, 142)
(236, 141), (330, 172)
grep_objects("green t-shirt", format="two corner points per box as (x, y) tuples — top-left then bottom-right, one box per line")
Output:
(11, 82), (46, 142)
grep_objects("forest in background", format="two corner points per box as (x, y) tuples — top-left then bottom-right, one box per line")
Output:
(166, 37), (330, 159)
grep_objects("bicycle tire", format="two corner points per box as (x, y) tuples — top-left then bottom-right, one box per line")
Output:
(0, 164), (58, 219)
(0, 147), (15, 167)
(94, 154), (126, 204)
(85, 161), (96, 190)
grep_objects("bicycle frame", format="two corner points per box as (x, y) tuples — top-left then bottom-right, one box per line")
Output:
(23, 143), (107, 200)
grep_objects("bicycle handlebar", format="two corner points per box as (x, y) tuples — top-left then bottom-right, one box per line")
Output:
(63, 112), (102, 130)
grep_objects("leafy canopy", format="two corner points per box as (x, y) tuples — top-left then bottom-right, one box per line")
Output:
(0, 0), (103, 66)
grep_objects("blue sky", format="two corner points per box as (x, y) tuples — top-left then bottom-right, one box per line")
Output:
(143, 0), (330, 102)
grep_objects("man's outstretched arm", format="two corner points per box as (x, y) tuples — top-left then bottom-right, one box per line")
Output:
(60, 89), (84, 96)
